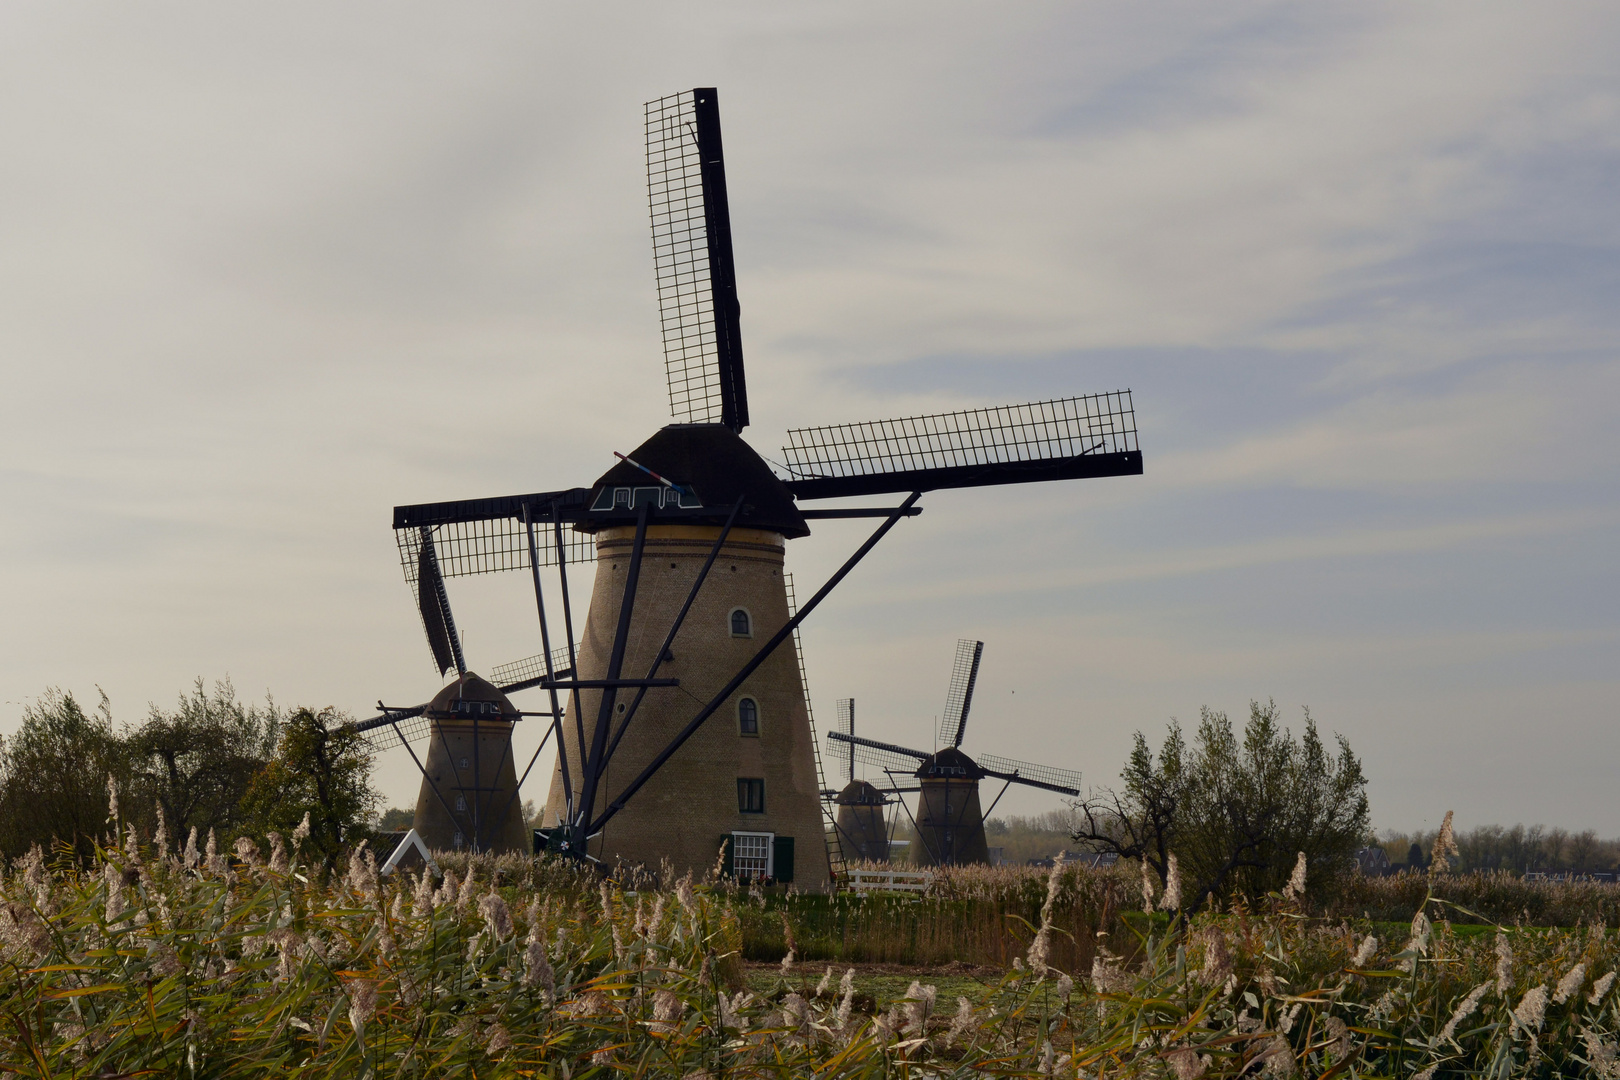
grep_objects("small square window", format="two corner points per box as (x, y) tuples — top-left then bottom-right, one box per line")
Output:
(737, 777), (765, 814)
(738, 697), (759, 736)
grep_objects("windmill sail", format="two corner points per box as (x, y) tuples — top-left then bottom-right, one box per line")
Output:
(488, 642), (582, 691)
(393, 488), (597, 582)
(977, 752), (1082, 797)
(938, 640), (983, 748)
(416, 529), (464, 676)
(646, 88), (748, 432)
(781, 392), (1141, 500)
(835, 698), (855, 781)
(350, 706), (431, 752)
(827, 731), (930, 776)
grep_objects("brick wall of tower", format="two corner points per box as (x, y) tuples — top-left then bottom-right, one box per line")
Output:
(912, 778), (990, 866)
(835, 803), (891, 863)
(541, 525), (832, 891)
(414, 720), (530, 854)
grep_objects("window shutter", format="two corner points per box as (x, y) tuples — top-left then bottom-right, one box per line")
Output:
(772, 836), (794, 884)
(720, 835), (734, 878)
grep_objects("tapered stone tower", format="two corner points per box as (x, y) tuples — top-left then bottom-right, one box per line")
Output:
(542, 426), (831, 889)
(413, 673), (530, 854)
(834, 779), (892, 864)
(910, 747), (991, 866)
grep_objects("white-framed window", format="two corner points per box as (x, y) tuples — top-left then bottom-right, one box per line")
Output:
(453, 831), (465, 850)
(730, 608), (752, 637)
(737, 696), (759, 735)
(732, 831), (773, 881)
(455, 794), (467, 811)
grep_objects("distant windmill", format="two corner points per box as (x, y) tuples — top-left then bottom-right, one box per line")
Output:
(345, 89), (1140, 885)
(344, 531), (583, 855)
(828, 699), (896, 863)
(828, 640), (1082, 866)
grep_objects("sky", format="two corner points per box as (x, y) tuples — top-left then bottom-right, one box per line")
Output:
(2, 3), (1616, 836)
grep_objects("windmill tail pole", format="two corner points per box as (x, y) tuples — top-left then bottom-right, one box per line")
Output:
(573, 503), (651, 851)
(588, 490), (922, 836)
(522, 506), (573, 812)
(612, 451), (693, 498)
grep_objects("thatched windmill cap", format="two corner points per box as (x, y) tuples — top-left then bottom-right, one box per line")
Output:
(584, 424), (809, 538)
(835, 779), (890, 806)
(424, 672), (518, 724)
(916, 746), (986, 781)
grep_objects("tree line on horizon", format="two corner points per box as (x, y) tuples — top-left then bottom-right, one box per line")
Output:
(0, 680), (380, 862)
(1376, 821), (1620, 876)
(4, 681), (1614, 896)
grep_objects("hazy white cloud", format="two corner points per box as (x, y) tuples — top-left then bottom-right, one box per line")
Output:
(1, 2), (1616, 830)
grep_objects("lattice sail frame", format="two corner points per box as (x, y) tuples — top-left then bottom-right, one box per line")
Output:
(395, 522), (593, 663)
(827, 732), (929, 776)
(826, 698), (856, 773)
(489, 642), (583, 688)
(978, 753), (1082, 796)
(782, 392), (1137, 480)
(354, 712), (431, 754)
(647, 91), (725, 426)
(395, 518), (594, 586)
(937, 639), (983, 748)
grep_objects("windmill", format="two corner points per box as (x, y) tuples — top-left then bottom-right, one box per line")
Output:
(351, 88), (1141, 886)
(346, 531), (585, 856)
(828, 699), (898, 864)
(827, 640), (1083, 866)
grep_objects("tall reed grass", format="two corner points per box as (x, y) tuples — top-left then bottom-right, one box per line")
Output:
(732, 860), (1137, 970)
(7, 828), (1620, 1076)
(1339, 868), (1620, 927)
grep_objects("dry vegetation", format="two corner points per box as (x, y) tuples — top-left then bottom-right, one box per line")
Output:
(9, 822), (1620, 1076)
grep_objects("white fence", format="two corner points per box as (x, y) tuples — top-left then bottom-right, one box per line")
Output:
(846, 868), (933, 895)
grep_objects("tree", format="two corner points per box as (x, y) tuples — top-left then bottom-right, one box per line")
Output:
(0, 689), (125, 860)
(1069, 724), (1185, 887)
(241, 708), (379, 859)
(377, 807), (415, 832)
(1072, 700), (1369, 909)
(1570, 829), (1599, 873)
(126, 678), (280, 841)
(1540, 828), (1570, 871)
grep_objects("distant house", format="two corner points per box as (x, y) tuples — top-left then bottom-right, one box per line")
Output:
(1355, 846), (1392, 876)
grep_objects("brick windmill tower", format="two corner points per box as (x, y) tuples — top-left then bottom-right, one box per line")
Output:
(355, 89), (1143, 887)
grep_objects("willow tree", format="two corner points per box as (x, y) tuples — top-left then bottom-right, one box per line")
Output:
(1072, 700), (1368, 909)
(0, 689), (124, 860)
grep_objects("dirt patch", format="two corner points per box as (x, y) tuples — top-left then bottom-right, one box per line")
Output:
(743, 959), (1008, 1012)
(746, 959), (1003, 979)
